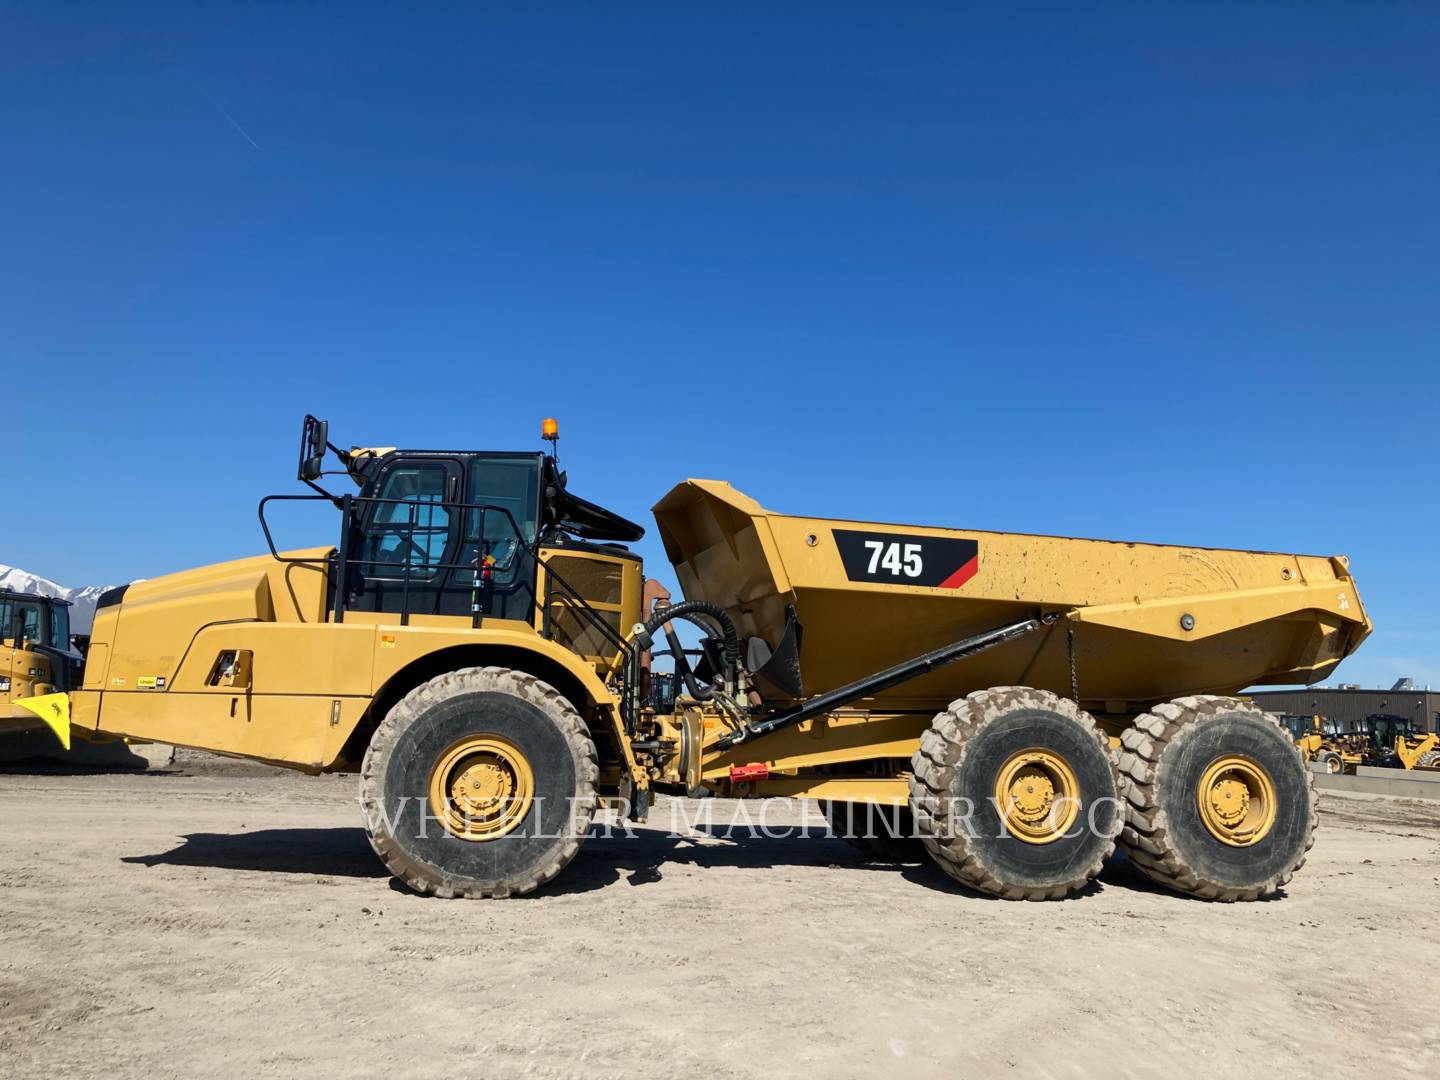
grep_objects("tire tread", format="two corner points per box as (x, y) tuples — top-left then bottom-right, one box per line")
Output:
(358, 666), (598, 899)
(1116, 695), (1316, 902)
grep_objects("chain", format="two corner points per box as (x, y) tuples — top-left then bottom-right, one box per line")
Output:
(1067, 625), (1079, 705)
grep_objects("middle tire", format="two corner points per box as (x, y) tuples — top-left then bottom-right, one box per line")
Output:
(908, 687), (1122, 900)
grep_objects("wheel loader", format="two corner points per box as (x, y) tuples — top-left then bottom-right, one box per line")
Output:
(1, 590), (84, 747)
(27, 416), (1371, 901)
(1362, 714), (1440, 771)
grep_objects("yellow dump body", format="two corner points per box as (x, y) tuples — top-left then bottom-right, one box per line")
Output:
(654, 481), (1371, 714)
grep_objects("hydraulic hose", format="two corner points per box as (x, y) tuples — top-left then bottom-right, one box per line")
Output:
(642, 600), (741, 700)
(642, 600), (740, 668)
(662, 623), (711, 701)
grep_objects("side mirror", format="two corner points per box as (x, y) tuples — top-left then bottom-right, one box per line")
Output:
(300, 415), (329, 481)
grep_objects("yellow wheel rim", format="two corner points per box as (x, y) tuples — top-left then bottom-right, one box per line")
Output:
(994, 748), (1081, 845)
(426, 734), (534, 842)
(1197, 755), (1276, 847)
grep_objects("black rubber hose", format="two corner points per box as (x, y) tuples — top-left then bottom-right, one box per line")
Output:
(662, 622), (712, 701)
(642, 600), (740, 670)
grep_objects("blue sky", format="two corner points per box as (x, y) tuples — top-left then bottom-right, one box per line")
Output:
(5, 4), (1437, 687)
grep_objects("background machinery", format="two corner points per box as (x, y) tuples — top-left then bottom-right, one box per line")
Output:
(1, 589), (83, 747)
(30, 416), (1371, 902)
(1281, 712), (1440, 773)
(1281, 713), (1367, 774)
(1362, 714), (1440, 771)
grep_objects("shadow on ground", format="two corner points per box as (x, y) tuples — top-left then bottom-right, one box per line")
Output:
(123, 828), (391, 879)
(120, 820), (1155, 900)
(123, 821), (930, 895)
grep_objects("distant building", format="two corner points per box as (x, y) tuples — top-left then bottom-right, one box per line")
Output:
(1248, 680), (1440, 733)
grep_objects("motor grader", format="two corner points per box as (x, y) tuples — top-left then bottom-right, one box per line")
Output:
(27, 416), (1371, 902)
(1280, 714), (1368, 775)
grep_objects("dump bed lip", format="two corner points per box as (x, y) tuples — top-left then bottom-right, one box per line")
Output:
(656, 479), (1348, 563)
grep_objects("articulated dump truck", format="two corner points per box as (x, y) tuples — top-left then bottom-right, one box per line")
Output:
(32, 417), (1370, 902)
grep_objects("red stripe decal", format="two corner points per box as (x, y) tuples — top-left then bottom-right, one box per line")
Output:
(938, 556), (979, 590)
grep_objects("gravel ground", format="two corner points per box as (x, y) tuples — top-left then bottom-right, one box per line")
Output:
(2, 756), (1438, 1080)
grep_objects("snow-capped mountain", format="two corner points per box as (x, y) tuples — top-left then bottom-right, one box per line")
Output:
(0, 565), (121, 634)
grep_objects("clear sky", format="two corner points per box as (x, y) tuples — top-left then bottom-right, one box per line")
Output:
(5, 4), (1437, 688)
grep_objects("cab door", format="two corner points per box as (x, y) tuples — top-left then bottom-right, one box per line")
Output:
(344, 456), (465, 621)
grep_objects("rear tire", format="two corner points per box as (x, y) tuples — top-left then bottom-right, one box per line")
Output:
(819, 800), (924, 863)
(360, 666), (598, 898)
(1117, 696), (1316, 902)
(908, 687), (1122, 900)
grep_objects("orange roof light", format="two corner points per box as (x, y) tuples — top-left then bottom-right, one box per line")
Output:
(541, 417), (559, 441)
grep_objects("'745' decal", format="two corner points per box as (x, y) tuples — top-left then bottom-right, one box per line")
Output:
(832, 529), (979, 589)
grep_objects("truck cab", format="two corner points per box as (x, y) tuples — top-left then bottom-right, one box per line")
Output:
(71, 417), (653, 781)
(318, 435), (646, 669)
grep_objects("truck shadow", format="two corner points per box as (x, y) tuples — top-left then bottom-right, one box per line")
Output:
(122, 828), (391, 879)
(554, 823), (949, 896)
(120, 822), (1070, 899)
(122, 822), (941, 894)
(122, 824), (1186, 901)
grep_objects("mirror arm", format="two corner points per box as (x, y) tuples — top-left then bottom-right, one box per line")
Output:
(301, 476), (343, 509)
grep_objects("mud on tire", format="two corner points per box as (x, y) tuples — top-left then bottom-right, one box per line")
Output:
(908, 687), (1123, 900)
(360, 666), (598, 898)
(1117, 696), (1317, 902)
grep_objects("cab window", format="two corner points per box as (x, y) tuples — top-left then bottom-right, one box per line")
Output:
(50, 605), (70, 651)
(359, 464), (451, 577)
(14, 600), (44, 645)
(463, 457), (540, 583)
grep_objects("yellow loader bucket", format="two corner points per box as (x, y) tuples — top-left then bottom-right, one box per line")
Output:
(14, 692), (71, 751)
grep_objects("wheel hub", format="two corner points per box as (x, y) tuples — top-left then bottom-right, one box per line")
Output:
(1196, 755), (1275, 847)
(994, 748), (1080, 845)
(427, 735), (534, 842)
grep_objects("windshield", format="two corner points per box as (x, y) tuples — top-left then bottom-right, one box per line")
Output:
(9, 599), (46, 646)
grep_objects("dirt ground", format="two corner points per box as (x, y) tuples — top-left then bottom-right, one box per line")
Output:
(2, 757), (1438, 1080)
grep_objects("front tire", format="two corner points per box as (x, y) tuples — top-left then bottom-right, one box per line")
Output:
(360, 666), (598, 898)
(908, 687), (1122, 900)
